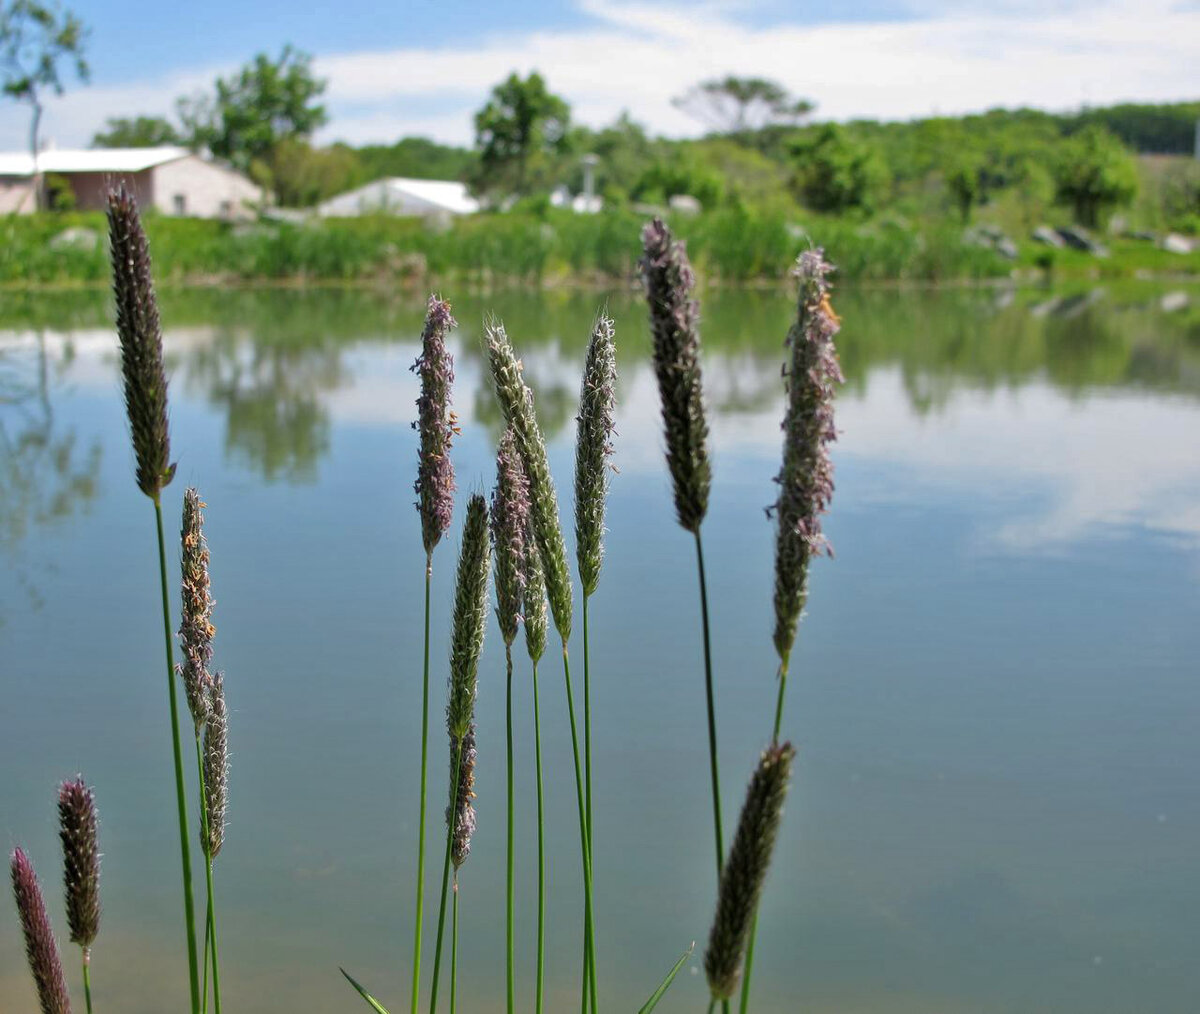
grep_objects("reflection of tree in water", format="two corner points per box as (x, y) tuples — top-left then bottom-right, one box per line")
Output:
(181, 333), (348, 483)
(0, 332), (103, 622)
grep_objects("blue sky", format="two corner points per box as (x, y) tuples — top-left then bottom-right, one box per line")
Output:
(3, 0), (1197, 150)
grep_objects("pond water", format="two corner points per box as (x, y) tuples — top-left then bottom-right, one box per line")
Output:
(1, 282), (1198, 1013)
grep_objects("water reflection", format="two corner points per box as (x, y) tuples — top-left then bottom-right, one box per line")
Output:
(1, 284), (1199, 1012)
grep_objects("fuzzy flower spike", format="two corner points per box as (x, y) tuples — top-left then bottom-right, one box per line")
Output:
(574, 314), (618, 597)
(106, 186), (174, 501)
(491, 428), (531, 648)
(203, 673), (230, 859)
(771, 250), (843, 664)
(178, 487), (215, 731)
(703, 742), (796, 1001)
(447, 494), (491, 868)
(484, 321), (574, 640)
(58, 778), (101, 955)
(640, 218), (711, 534)
(11, 847), (72, 1014)
(413, 295), (458, 558)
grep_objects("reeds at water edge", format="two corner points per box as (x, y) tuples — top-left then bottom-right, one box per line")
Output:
(178, 486), (228, 1014)
(484, 320), (597, 1012)
(106, 186), (201, 1014)
(523, 509), (549, 1014)
(738, 249), (843, 1014)
(640, 218), (726, 942)
(573, 312), (618, 1009)
(430, 493), (490, 1014)
(58, 778), (100, 1014)
(10, 848), (72, 1014)
(410, 295), (458, 1014)
(491, 428), (531, 1014)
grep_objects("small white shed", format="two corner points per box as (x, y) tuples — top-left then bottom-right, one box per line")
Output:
(317, 177), (479, 219)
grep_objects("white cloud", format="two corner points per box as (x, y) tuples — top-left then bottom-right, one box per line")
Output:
(3, 0), (1196, 151)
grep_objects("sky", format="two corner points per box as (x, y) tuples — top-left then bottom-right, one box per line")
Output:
(1, 0), (1197, 151)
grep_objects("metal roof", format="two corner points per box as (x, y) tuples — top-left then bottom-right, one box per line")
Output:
(318, 177), (480, 216)
(0, 147), (190, 176)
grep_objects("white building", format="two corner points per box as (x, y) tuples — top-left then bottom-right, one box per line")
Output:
(317, 177), (479, 220)
(0, 147), (263, 218)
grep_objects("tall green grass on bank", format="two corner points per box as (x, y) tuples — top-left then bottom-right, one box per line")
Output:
(3, 207), (1027, 286)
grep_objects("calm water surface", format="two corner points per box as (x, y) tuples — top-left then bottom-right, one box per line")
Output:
(1, 283), (1198, 1013)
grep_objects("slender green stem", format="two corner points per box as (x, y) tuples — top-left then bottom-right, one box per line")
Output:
(411, 559), (433, 1014)
(450, 876), (458, 1014)
(582, 595), (594, 1011)
(153, 498), (201, 1014)
(505, 644), (515, 1014)
(531, 659), (546, 1014)
(738, 656), (790, 1014)
(561, 642), (598, 1013)
(205, 857), (222, 1013)
(707, 1000), (716, 1014)
(693, 530), (725, 878)
(194, 736), (222, 1014)
(428, 739), (464, 1014)
(81, 951), (92, 1014)
(771, 653), (790, 746)
(202, 896), (211, 1014)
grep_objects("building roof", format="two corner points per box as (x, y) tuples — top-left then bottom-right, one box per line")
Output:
(319, 177), (480, 217)
(0, 146), (190, 176)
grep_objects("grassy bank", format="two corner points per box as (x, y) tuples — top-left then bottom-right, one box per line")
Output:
(4, 208), (1197, 288)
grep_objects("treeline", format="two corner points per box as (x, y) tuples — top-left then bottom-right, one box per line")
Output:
(86, 49), (1200, 234)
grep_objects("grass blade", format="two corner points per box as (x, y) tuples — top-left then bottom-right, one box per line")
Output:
(639, 942), (695, 1013)
(340, 968), (392, 1014)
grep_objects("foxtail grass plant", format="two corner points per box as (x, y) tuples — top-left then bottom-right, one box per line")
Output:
(738, 250), (842, 1014)
(704, 743), (795, 1006)
(429, 494), (489, 1014)
(491, 428), (531, 1014)
(485, 321), (597, 1013)
(523, 513), (549, 1014)
(10, 847), (72, 1014)
(57, 779), (100, 1014)
(573, 313), (617, 1007)
(410, 295), (458, 1014)
(106, 186), (200, 1014)
(179, 487), (226, 1014)
(640, 219), (725, 904)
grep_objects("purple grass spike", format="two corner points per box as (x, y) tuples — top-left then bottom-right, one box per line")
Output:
(413, 294), (458, 557)
(11, 847), (72, 1014)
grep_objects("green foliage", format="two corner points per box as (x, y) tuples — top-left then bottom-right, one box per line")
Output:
(790, 124), (889, 215)
(1053, 126), (1139, 228)
(351, 136), (476, 184)
(1065, 102), (1200, 155)
(42, 171), (72, 210)
(180, 45), (327, 175)
(0, 0), (88, 104)
(473, 71), (570, 197)
(91, 115), (181, 148)
(633, 158), (725, 210)
(268, 139), (359, 207)
(946, 155), (985, 224)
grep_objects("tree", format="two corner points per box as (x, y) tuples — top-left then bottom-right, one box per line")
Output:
(790, 124), (889, 215)
(673, 76), (813, 135)
(473, 71), (570, 197)
(0, 0), (88, 208)
(946, 155), (985, 223)
(268, 139), (359, 207)
(91, 114), (181, 148)
(1053, 126), (1138, 228)
(180, 45), (327, 174)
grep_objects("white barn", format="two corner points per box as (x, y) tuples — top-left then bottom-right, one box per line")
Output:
(317, 177), (479, 220)
(0, 147), (263, 218)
